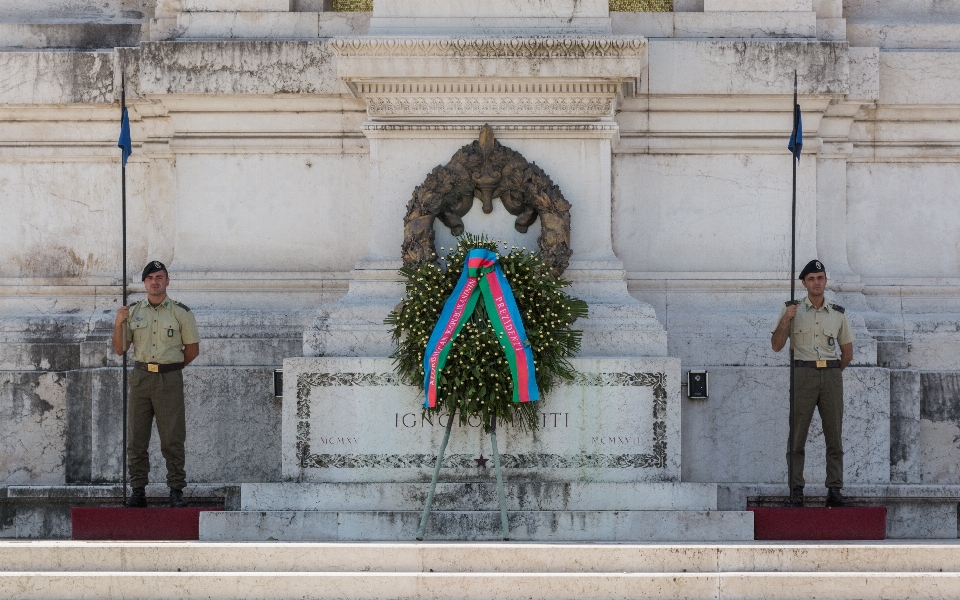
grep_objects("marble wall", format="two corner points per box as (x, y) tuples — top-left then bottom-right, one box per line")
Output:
(0, 1), (959, 512)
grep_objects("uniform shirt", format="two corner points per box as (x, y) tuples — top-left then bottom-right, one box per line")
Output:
(771, 296), (854, 361)
(123, 297), (200, 364)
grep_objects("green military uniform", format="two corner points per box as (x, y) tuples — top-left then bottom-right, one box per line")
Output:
(123, 297), (200, 490)
(772, 296), (854, 490)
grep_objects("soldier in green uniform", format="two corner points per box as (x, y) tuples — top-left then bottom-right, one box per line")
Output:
(771, 260), (854, 508)
(112, 261), (200, 508)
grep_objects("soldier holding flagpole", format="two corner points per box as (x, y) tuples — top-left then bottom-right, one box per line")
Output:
(770, 72), (854, 508)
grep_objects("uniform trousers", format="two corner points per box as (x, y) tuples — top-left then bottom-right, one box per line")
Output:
(127, 369), (187, 490)
(788, 366), (844, 489)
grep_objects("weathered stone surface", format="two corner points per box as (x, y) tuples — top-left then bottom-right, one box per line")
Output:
(0, 0), (153, 22)
(673, 11), (817, 38)
(4, 366), (281, 488)
(844, 0), (960, 20)
(647, 40), (848, 95)
(0, 23), (143, 49)
(331, 36), (647, 81)
(182, 0), (292, 11)
(879, 51), (960, 105)
(890, 369), (920, 484)
(848, 163), (960, 279)
(704, 0), (811, 10)
(920, 371), (960, 484)
(240, 481), (721, 511)
(200, 509), (754, 541)
(682, 367), (890, 485)
(138, 41), (346, 95)
(0, 51), (114, 104)
(176, 11), (370, 39)
(0, 373), (66, 486)
(0, 484), (237, 539)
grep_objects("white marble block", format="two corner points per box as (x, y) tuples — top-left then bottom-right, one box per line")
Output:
(181, 0), (292, 11)
(373, 0), (610, 19)
(704, 0), (812, 11)
(368, 0), (611, 34)
(282, 357), (681, 483)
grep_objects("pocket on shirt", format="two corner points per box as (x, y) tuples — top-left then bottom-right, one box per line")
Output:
(159, 314), (181, 334)
(128, 319), (149, 332)
(792, 325), (813, 346)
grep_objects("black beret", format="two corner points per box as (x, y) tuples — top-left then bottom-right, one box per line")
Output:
(799, 259), (825, 281)
(141, 260), (167, 281)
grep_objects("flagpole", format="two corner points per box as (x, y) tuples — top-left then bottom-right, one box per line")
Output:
(120, 74), (129, 503)
(787, 70), (798, 496)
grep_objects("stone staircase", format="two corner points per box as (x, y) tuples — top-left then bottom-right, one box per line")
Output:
(199, 482), (754, 542)
(2, 541), (960, 599)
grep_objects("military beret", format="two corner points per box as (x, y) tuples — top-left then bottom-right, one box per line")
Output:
(141, 260), (167, 281)
(799, 259), (825, 281)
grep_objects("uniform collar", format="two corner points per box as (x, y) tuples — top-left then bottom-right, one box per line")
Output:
(802, 296), (830, 312)
(142, 297), (172, 309)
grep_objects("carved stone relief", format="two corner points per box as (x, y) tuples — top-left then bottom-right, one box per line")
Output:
(401, 124), (573, 276)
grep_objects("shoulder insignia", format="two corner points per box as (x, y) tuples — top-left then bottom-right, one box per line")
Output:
(784, 300), (800, 306)
(174, 301), (191, 312)
(831, 303), (845, 313)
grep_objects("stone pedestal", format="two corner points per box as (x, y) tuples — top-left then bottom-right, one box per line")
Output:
(282, 357), (680, 483)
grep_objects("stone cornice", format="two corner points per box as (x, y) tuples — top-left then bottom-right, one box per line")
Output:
(329, 36), (646, 59)
(363, 122), (619, 131)
(366, 96), (615, 118)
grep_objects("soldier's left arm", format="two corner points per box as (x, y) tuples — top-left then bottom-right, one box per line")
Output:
(839, 343), (853, 370)
(183, 343), (199, 366)
(838, 311), (854, 370)
(176, 304), (201, 366)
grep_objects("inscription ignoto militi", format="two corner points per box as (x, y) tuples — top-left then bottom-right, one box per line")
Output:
(295, 371), (668, 470)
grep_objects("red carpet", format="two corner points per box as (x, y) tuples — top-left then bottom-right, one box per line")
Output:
(71, 507), (222, 541)
(749, 506), (887, 540)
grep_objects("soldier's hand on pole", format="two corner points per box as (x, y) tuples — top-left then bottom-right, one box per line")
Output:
(781, 303), (798, 324)
(112, 306), (130, 356)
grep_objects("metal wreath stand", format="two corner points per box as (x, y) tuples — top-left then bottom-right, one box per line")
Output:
(416, 413), (510, 541)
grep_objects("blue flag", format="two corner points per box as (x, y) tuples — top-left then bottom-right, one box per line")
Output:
(118, 108), (132, 167)
(788, 102), (802, 160)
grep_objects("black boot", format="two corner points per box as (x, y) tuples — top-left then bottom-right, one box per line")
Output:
(124, 487), (147, 508)
(826, 487), (853, 507)
(784, 487), (804, 507)
(170, 488), (187, 508)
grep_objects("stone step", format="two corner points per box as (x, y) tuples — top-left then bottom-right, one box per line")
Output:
(175, 11), (370, 39)
(4, 571), (960, 600)
(199, 510), (754, 542)
(4, 541), (960, 573)
(240, 481), (721, 511)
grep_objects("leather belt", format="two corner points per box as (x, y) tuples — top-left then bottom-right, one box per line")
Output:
(794, 360), (840, 369)
(134, 361), (184, 374)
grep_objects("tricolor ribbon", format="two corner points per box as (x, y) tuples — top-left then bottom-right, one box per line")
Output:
(422, 248), (540, 408)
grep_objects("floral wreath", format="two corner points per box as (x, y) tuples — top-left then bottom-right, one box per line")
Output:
(386, 234), (588, 432)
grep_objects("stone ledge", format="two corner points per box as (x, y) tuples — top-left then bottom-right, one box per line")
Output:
(0, 51), (115, 104)
(0, 23), (142, 49)
(647, 40), (849, 96)
(240, 481), (722, 511)
(4, 540), (960, 572)
(199, 509), (755, 541)
(138, 41), (347, 95)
